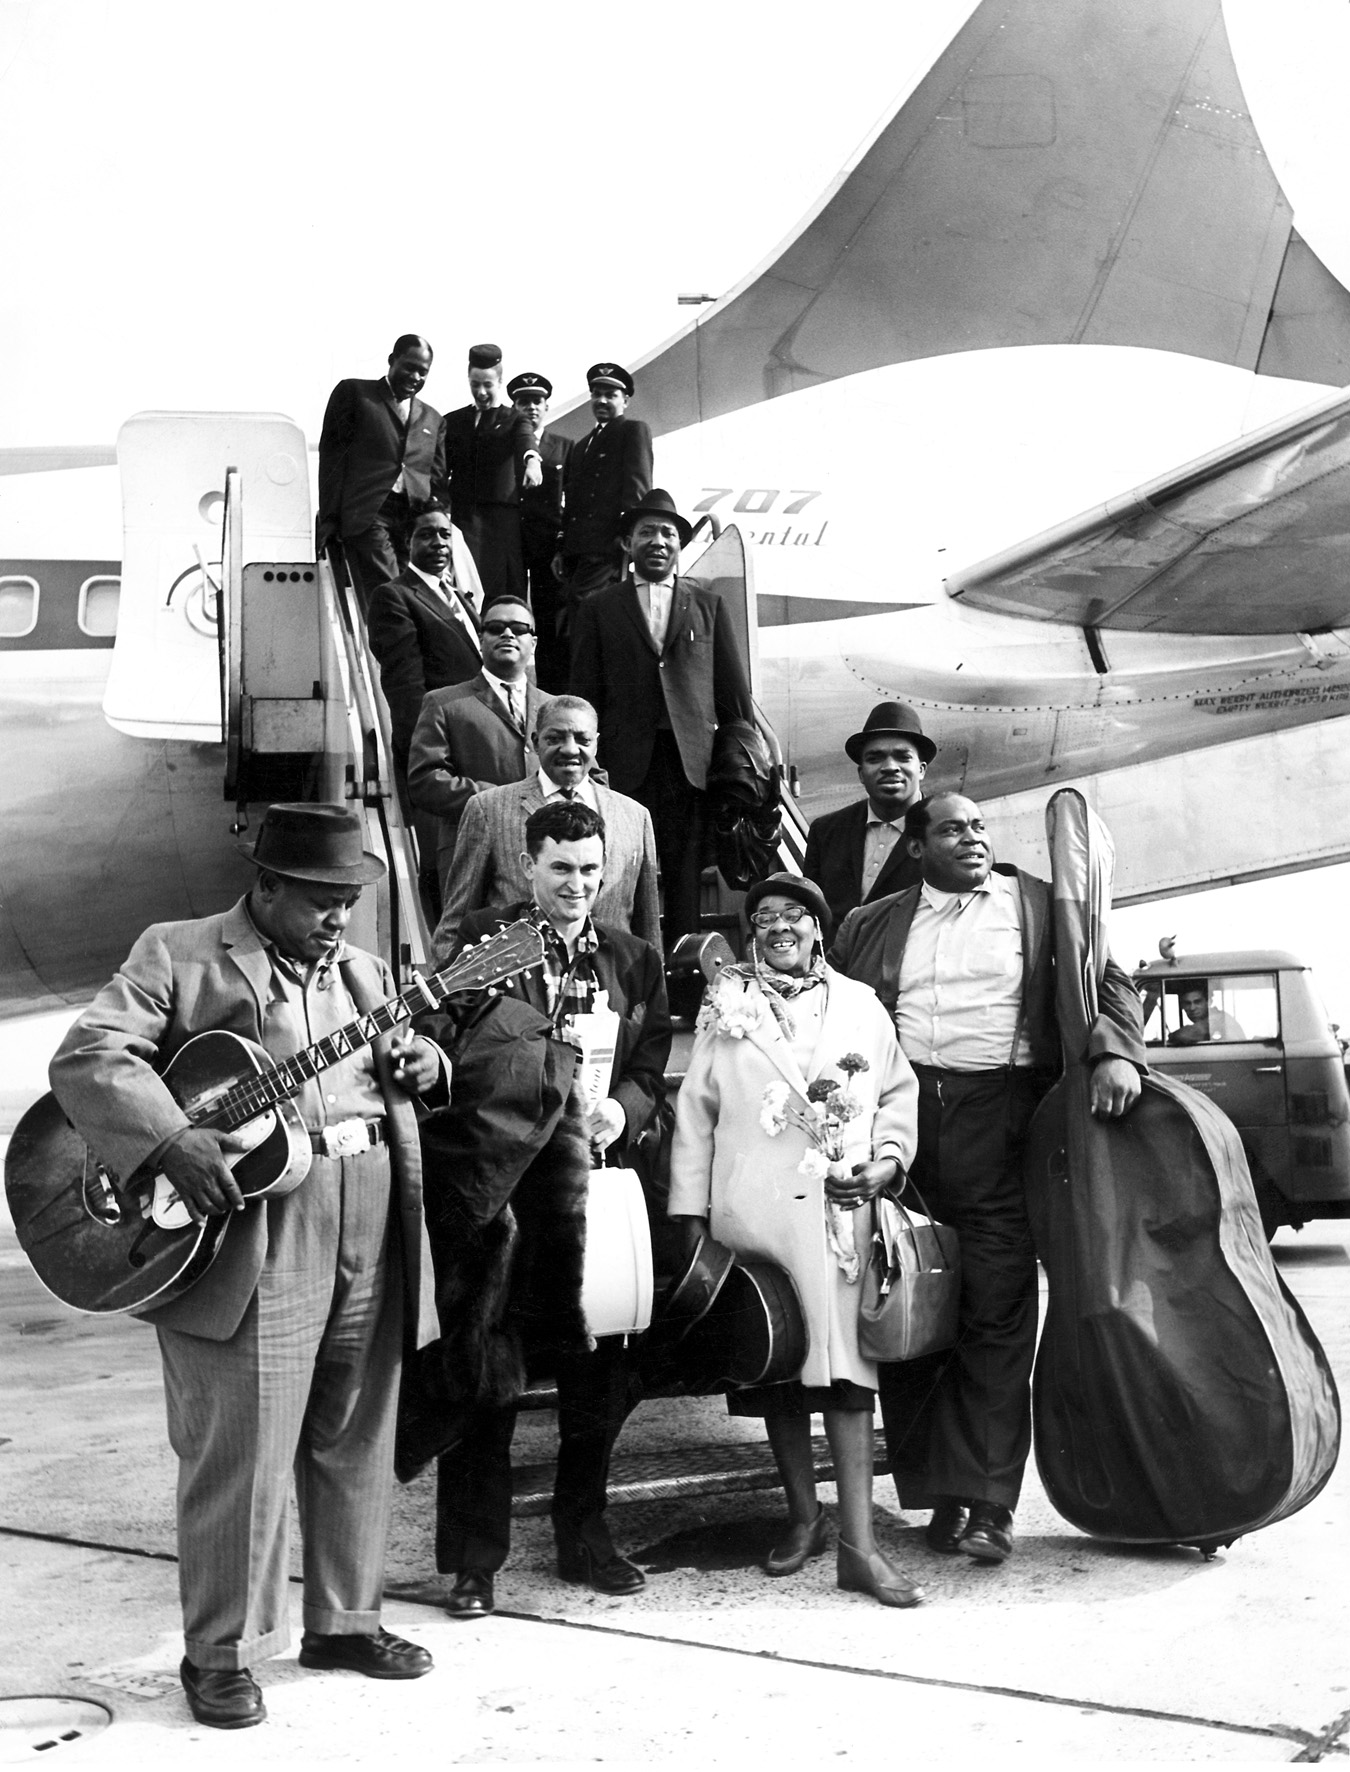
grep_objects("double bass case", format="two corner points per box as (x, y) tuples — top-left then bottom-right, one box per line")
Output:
(1025, 790), (1340, 1548)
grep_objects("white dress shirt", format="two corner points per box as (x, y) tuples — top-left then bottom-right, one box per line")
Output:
(861, 807), (904, 899)
(894, 871), (1032, 1071)
(636, 575), (675, 648)
(537, 767), (598, 810)
(385, 375), (411, 493)
(407, 561), (479, 650)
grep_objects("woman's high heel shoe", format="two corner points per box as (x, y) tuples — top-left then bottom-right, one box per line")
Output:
(836, 1539), (924, 1608)
(764, 1505), (830, 1576)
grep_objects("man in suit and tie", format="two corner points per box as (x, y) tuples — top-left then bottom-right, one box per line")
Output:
(557, 362), (653, 609)
(438, 343), (541, 603)
(802, 703), (936, 931)
(47, 804), (439, 1727)
(407, 595), (543, 894)
(430, 693), (662, 960)
(317, 334), (444, 609)
(570, 490), (754, 945)
(508, 371), (571, 691)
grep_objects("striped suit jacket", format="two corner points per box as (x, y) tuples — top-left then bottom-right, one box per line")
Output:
(431, 773), (662, 962)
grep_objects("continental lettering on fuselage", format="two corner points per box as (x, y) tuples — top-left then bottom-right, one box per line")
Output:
(694, 487), (829, 548)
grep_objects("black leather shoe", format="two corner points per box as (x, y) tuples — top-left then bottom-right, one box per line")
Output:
(557, 1539), (646, 1595)
(925, 1499), (970, 1554)
(444, 1569), (495, 1619)
(764, 1506), (830, 1576)
(180, 1658), (266, 1729)
(298, 1628), (433, 1679)
(959, 1501), (1015, 1563)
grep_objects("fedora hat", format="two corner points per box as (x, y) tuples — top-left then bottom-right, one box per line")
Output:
(743, 871), (833, 941)
(619, 487), (693, 548)
(843, 701), (936, 765)
(238, 803), (386, 885)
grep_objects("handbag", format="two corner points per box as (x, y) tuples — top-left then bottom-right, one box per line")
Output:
(857, 1182), (961, 1362)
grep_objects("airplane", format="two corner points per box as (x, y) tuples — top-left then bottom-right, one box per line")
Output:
(5, 0), (1350, 1019)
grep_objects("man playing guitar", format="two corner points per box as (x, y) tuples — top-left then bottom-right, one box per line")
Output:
(48, 804), (441, 1729)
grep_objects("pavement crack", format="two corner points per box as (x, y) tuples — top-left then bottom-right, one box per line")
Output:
(1291, 1706), (1350, 1761)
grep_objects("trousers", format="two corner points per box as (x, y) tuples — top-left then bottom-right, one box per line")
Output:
(158, 1147), (400, 1668)
(633, 730), (706, 947)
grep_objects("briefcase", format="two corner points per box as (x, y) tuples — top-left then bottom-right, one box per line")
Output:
(857, 1189), (961, 1363)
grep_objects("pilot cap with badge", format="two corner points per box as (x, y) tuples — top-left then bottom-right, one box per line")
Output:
(587, 362), (635, 397)
(843, 702), (937, 764)
(506, 372), (552, 399)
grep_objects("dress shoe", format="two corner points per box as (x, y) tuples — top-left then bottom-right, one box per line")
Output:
(444, 1569), (495, 1619)
(298, 1628), (433, 1679)
(764, 1505), (830, 1576)
(556, 1538), (646, 1595)
(959, 1501), (1015, 1563)
(925, 1498), (970, 1554)
(836, 1540), (925, 1608)
(180, 1658), (266, 1729)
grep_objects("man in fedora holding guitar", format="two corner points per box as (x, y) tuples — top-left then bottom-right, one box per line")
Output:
(48, 805), (443, 1728)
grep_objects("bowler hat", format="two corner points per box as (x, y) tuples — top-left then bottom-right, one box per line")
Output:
(619, 487), (693, 548)
(587, 361), (635, 397)
(467, 343), (503, 369)
(506, 371), (552, 399)
(743, 872), (832, 941)
(843, 701), (936, 765)
(238, 803), (386, 885)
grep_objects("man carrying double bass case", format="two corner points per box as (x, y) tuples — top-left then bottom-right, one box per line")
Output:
(407, 798), (671, 1619)
(829, 792), (1146, 1566)
(47, 805), (440, 1729)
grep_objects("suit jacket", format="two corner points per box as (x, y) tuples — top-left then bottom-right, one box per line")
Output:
(456, 903), (671, 1148)
(438, 403), (536, 520)
(432, 774), (662, 960)
(570, 575), (754, 793)
(366, 567), (482, 757)
(828, 864), (1147, 1074)
(47, 898), (434, 1344)
(804, 800), (923, 933)
(520, 429), (571, 552)
(560, 416), (653, 556)
(407, 673), (544, 880)
(317, 377), (443, 538)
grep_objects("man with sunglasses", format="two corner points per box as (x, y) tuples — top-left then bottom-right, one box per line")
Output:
(408, 598), (545, 895)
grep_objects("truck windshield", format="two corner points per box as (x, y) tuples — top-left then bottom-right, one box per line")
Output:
(1138, 973), (1280, 1047)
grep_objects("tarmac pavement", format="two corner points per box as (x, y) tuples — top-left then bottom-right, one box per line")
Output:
(3, 1013), (1349, 1765)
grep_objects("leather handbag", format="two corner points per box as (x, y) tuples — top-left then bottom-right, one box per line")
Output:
(857, 1185), (961, 1362)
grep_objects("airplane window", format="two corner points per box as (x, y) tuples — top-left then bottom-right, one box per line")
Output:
(0, 576), (39, 637)
(1139, 973), (1280, 1046)
(78, 576), (121, 637)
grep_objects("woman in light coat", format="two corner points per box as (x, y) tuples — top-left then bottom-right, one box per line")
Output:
(669, 873), (923, 1607)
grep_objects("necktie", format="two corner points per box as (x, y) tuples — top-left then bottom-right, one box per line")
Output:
(507, 685), (523, 730)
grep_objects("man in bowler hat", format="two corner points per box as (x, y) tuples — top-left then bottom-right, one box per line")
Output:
(438, 344), (542, 602)
(803, 702), (937, 930)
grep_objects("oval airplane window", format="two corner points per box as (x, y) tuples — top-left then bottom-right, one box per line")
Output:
(78, 576), (121, 637)
(0, 576), (39, 637)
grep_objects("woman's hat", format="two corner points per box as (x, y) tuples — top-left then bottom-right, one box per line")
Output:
(843, 701), (936, 764)
(743, 872), (832, 940)
(237, 803), (386, 885)
(619, 487), (694, 547)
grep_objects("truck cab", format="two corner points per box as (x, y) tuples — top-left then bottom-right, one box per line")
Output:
(1132, 950), (1350, 1236)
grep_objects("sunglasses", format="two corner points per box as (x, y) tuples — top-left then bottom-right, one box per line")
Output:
(481, 619), (536, 637)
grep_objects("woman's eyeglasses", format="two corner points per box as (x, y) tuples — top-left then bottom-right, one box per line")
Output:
(481, 619), (535, 637)
(749, 905), (813, 928)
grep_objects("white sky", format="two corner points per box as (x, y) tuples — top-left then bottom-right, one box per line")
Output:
(3, 0), (1350, 1020)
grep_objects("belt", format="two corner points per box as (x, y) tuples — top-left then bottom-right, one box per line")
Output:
(309, 1118), (387, 1158)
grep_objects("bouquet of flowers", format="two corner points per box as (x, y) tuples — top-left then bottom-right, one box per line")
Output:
(760, 1053), (871, 1281)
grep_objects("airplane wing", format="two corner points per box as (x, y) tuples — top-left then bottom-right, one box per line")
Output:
(0, 445), (117, 474)
(945, 384), (1350, 635)
(553, 0), (1350, 441)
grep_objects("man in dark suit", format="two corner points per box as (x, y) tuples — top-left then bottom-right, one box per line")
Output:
(407, 595), (543, 892)
(558, 362), (653, 608)
(419, 799), (671, 1618)
(570, 490), (753, 944)
(803, 702), (936, 929)
(829, 792), (1146, 1566)
(317, 334), (444, 608)
(437, 343), (541, 604)
(508, 371), (571, 691)
(367, 506), (483, 915)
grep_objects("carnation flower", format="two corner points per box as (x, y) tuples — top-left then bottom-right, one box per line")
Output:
(759, 1080), (790, 1136)
(806, 1077), (835, 1103)
(837, 1053), (869, 1077)
(798, 1147), (830, 1181)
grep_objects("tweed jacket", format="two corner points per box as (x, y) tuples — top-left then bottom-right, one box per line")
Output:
(317, 376), (443, 539)
(569, 575), (754, 794)
(431, 773), (662, 961)
(366, 566), (483, 757)
(560, 416), (653, 556)
(828, 865), (1147, 1073)
(47, 898), (436, 1345)
(804, 799), (924, 933)
(407, 673), (545, 882)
